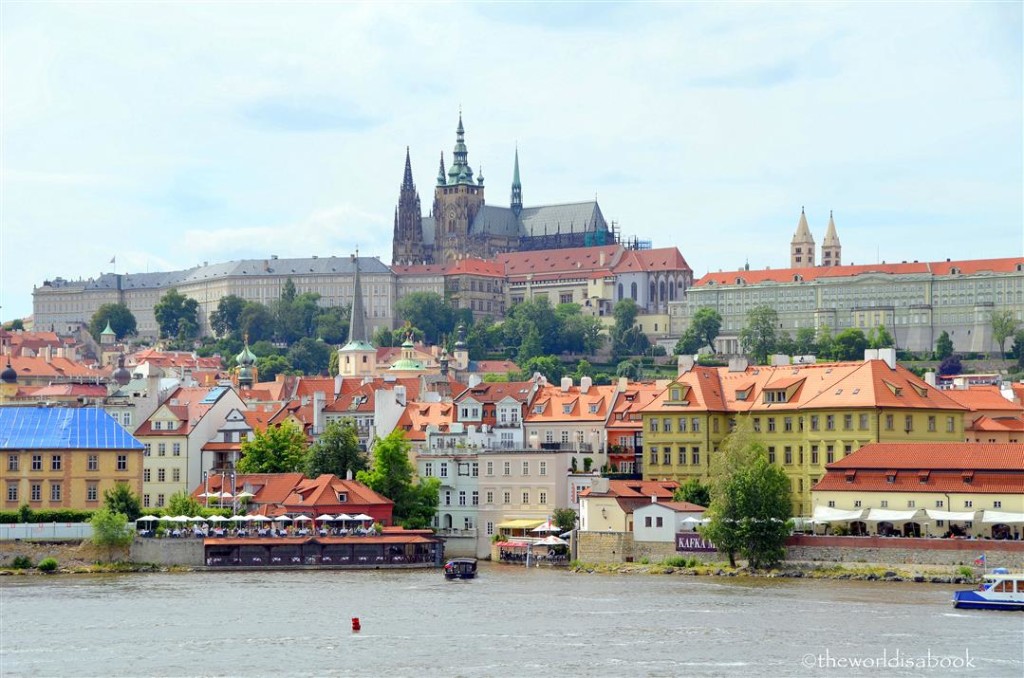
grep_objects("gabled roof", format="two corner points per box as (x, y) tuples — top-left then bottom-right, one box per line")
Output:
(612, 247), (691, 274)
(0, 407), (142, 450)
(824, 442), (1024, 471)
(642, 501), (707, 513)
(606, 382), (664, 429)
(454, 380), (537, 406)
(526, 383), (617, 423)
(283, 474), (394, 511)
(397, 401), (455, 441)
(135, 386), (233, 435)
(498, 245), (622, 279)
(967, 416), (1024, 433)
(942, 386), (1022, 414)
(580, 480), (679, 499)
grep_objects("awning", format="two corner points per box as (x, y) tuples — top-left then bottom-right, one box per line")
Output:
(812, 506), (865, 522)
(865, 508), (921, 522)
(496, 519), (546, 530)
(981, 510), (1024, 524)
(925, 509), (977, 522)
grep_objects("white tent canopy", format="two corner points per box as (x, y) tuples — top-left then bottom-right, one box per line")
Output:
(981, 510), (1024, 524)
(812, 506), (865, 522)
(925, 509), (977, 522)
(865, 508), (921, 522)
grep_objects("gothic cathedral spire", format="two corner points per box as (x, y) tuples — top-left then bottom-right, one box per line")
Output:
(391, 147), (425, 266)
(790, 207), (815, 268)
(511, 145), (523, 216)
(821, 210), (842, 267)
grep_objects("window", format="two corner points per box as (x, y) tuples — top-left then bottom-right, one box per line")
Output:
(144, 444), (151, 457)
(172, 443), (181, 456)
(854, 500), (862, 508)
(539, 461), (547, 476)
(904, 415), (913, 432)
(157, 494), (165, 507)
(678, 417), (687, 432)
(649, 419), (658, 433)
(172, 468), (180, 482)
(486, 522), (494, 536)
(486, 491), (494, 504)
(30, 483), (41, 502)
(649, 449), (658, 465)
(471, 462), (479, 477)
(144, 469), (151, 483)
(946, 416), (955, 433)
(503, 491), (511, 505)
(843, 414), (853, 430)
(964, 500), (973, 508)
(825, 415), (835, 431)
(539, 491), (547, 504)
(927, 415), (936, 432)
(645, 516), (653, 527)
(424, 462), (433, 477)
(768, 447), (776, 464)
(907, 500), (915, 508)
(994, 501), (1003, 509)
(158, 443), (166, 457)
(662, 447), (671, 465)
(663, 418), (672, 433)
(486, 461), (494, 476)
(7, 483), (18, 502)
(7, 454), (18, 472)
(143, 494), (151, 508)
(692, 418), (700, 433)
(50, 483), (62, 502)
(522, 491), (530, 504)
(826, 445), (834, 464)
(880, 500), (888, 508)
(784, 417), (793, 432)
(122, 412), (131, 428)
(472, 491), (479, 506)
(827, 500), (835, 508)
(810, 415), (820, 431)
(87, 483), (98, 502)
(157, 469), (166, 482)
(444, 491), (451, 506)
(459, 491), (466, 506)
(51, 455), (62, 471)
(885, 414), (894, 431)
(656, 516), (664, 528)
(784, 447), (792, 465)
(859, 414), (869, 430)
(522, 461), (530, 476)
(31, 455), (42, 471)
(117, 455), (127, 471)
(935, 500), (944, 508)
(503, 462), (511, 477)
(767, 417), (776, 433)
(87, 455), (99, 471)
(753, 418), (762, 433)
(154, 421), (162, 430)
(691, 447), (700, 466)
(438, 463), (448, 478)
(811, 446), (819, 465)
(678, 448), (687, 465)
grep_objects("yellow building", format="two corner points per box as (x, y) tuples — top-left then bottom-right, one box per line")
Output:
(1, 407), (143, 511)
(812, 442), (1024, 538)
(639, 353), (967, 515)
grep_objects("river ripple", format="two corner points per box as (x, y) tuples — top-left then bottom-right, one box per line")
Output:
(2, 564), (1021, 677)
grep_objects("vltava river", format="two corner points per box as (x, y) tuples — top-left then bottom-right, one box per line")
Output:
(2, 564), (1021, 677)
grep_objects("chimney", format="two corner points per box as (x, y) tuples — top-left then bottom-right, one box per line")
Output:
(560, 377), (572, 392)
(924, 371), (937, 387)
(580, 376), (592, 394)
(334, 374), (343, 398)
(599, 251), (606, 266)
(312, 391), (326, 435)
(346, 469), (353, 480)
(651, 495), (658, 503)
(727, 357), (749, 372)
(878, 347), (896, 370)
(468, 374), (482, 388)
(770, 354), (789, 366)
(677, 355), (694, 375)
(591, 477), (610, 493)
(395, 384), (407, 406)
(863, 348), (878, 362)
(618, 376), (628, 391)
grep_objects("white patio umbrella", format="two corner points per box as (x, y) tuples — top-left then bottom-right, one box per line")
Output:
(249, 515), (271, 523)
(189, 516), (206, 522)
(207, 515), (227, 523)
(315, 514), (335, 522)
(173, 515), (191, 523)
(136, 515), (159, 523)
(352, 514), (373, 522)
(534, 535), (569, 547)
(530, 520), (559, 533)
(293, 515), (312, 522)
(229, 515), (247, 522)
(274, 515), (292, 522)
(335, 513), (353, 521)
(218, 492), (234, 500)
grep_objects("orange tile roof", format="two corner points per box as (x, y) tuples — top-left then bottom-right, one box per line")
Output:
(445, 258), (505, 277)
(455, 380), (538, 405)
(526, 383), (617, 423)
(498, 245), (623, 279)
(814, 469), (1024, 494)
(612, 247), (691, 274)
(825, 442), (1024, 470)
(658, 501), (707, 513)
(606, 382), (664, 430)
(474, 360), (519, 374)
(396, 401), (455, 441)
(942, 386), (1023, 414)
(967, 416), (1024, 433)
(5, 355), (104, 380)
(580, 480), (679, 498)
(695, 257), (1023, 287)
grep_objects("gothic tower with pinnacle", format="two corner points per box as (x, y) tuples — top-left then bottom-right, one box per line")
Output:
(432, 112), (486, 263)
(820, 210), (842, 267)
(391, 147), (426, 266)
(790, 207), (816, 268)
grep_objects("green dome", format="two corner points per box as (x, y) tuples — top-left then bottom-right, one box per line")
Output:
(236, 345), (257, 366)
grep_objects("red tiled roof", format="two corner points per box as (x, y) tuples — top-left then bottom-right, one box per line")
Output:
(813, 469), (1024, 494)
(657, 501), (707, 513)
(445, 258), (505, 277)
(580, 479), (679, 498)
(455, 380), (537, 405)
(498, 245), (623, 279)
(942, 386), (1022, 414)
(967, 416), (1024, 433)
(474, 360), (519, 374)
(824, 442), (1024, 471)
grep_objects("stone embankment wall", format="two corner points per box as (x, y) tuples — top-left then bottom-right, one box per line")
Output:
(131, 538), (205, 566)
(577, 532), (719, 564)
(786, 535), (1024, 568)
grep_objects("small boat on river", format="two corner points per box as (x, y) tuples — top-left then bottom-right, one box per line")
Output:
(952, 569), (1024, 611)
(444, 558), (477, 580)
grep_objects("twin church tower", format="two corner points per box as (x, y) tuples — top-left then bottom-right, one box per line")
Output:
(392, 113), (614, 266)
(790, 207), (842, 269)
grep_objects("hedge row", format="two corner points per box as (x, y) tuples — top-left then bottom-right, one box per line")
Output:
(0, 508), (95, 524)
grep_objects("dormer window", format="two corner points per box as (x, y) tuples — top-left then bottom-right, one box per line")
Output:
(153, 421), (162, 430)
(886, 473), (896, 484)
(671, 388), (680, 401)
(336, 492), (348, 502)
(562, 404), (573, 415)
(589, 403), (599, 414)
(533, 405), (544, 414)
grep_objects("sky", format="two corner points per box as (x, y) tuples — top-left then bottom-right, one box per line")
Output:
(1, 1), (1022, 322)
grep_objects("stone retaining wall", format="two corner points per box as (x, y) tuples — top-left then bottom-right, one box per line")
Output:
(786, 535), (1024, 567)
(130, 538), (205, 566)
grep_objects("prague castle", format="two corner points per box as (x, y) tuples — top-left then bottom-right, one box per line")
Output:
(392, 113), (616, 265)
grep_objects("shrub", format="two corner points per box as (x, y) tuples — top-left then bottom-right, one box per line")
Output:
(10, 555), (33, 569)
(662, 555), (688, 567)
(37, 557), (58, 572)
(639, 556), (650, 565)
(957, 565), (974, 578)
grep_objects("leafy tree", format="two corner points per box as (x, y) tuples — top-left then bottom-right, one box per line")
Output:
(373, 326), (396, 347)
(168, 490), (204, 516)
(3, 319), (24, 331)
(503, 298), (560, 359)
(357, 430), (438, 529)
(237, 421), (308, 473)
(815, 324), (835, 361)
(256, 354), (292, 381)
(690, 307), (723, 352)
(154, 288), (200, 341)
(517, 327), (544, 363)
(700, 419), (791, 568)
(774, 331), (796, 357)
(395, 292), (456, 345)
(560, 312), (606, 355)
(466, 317), (503, 359)
(552, 508), (577, 534)
(195, 336), (242, 364)
(793, 327), (817, 356)
(739, 305), (779, 365)
(611, 299), (649, 358)
(103, 482), (142, 522)
(273, 285), (322, 344)
(90, 508), (133, 561)
(1010, 330), (1024, 369)
(518, 355), (565, 383)
(938, 355), (963, 376)
(990, 309), (1019, 359)
(832, 328), (868, 361)
(616, 359), (642, 381)
(88, 303), (137, 341)
(868, 324), (895, 349)
(674, 478), (711, 507)
(287, 337), (332, 375)
(209, 295), (247, 338)
(305, 420), (367, 478)
(935, 330), (955, 361)
(239, 302), (275, 343)
(673, 328), (700, 356)
(572, 359), (594, 382)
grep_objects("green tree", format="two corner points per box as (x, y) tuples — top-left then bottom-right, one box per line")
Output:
(690, 307), (723, 352)
(313, 305), (351, 344)
(517, 327), (544, 363)
(560, 310), (606, 355)
(287, 337), (332, 375)
(816, 324), (835, 361)
(237, 422), (308, 473)
(90, 507), (133, 561)
(674, 477), (711, 507)
(305, 420), (367, 478)
(3, 319), (25, 331)
(395, 292), (456, 345)
(935, 330), (955, 361)
(466, 317), (503, 359)
(503, 298), (560, 359)
(673, 327), (700, 356)
(103, 482), (142, 522)
(616, 359), (642, 381)
(373, 326), (396, 347)
(518, 356), (565, 382)
(168, 490), (204, 516)
(88, 303), (138, 341)
(356, 430), (438, 529)
(572, 359), (594, 382)
(867, 324), (895, 349)
(1010, 329), (1024, 369)
(730, 454), (792, 568)
(256, 354), (292, 381)
(552, 508), (577, 534)
(611, 299), (649, 358)
(990, 309), (1019, 359)
(793, 327), (817, 356)
(739, 305), (779, 365)
(154, 288), (200, 341)
(239, 302), (275, 343)
(209, 295), (247, 338)
(832, 328), (868, 361)
(273, 284), (322, 344)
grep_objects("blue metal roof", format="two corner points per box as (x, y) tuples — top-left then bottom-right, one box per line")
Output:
(0, 408), (144, 450)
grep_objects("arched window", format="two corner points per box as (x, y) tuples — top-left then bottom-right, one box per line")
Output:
(649, 282), (656, 303)
(659, 281), (666, 301)
(631, 282), (638, 300)
(617, 283), (624, 300)
(669, 280), (676, 301)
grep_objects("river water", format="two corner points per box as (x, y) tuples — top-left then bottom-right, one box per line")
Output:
(3, 564), (1022, 677)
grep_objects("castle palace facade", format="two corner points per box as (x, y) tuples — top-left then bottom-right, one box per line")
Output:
(392, 114), (615, 266)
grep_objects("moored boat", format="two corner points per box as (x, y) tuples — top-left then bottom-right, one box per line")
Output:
(444, 558), (477, 580)
(952, 568), (1024, 611)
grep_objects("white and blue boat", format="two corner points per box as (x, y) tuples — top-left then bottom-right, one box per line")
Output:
(953, 569), (1024, 611)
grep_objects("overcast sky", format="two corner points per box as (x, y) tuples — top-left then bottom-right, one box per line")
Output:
(2, 1), (1021, 322)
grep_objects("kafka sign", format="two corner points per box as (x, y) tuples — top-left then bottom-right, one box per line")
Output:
(675, 533), (717, 553)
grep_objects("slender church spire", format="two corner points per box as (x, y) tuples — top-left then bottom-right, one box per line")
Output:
(402, 146), (414, 190)
(447, 111), (474, 185)
(511, 145), (523, 216)
(348, 252), (366, 344)
(790, 206), (816, 268)
(821, 210), (842, 267)
(437, 152), (446, 186)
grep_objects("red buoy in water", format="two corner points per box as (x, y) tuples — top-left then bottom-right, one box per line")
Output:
(351, 617), (361, 632)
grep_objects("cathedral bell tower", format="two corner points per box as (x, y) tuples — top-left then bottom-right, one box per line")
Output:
(433, 112), (485, 263)
(392, 147), (426, 266)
